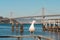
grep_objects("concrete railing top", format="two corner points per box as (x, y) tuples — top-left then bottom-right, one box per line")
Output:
(0, 35), (54, 40)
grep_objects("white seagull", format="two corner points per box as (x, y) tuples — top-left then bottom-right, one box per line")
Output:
(29, 20), (36, 33)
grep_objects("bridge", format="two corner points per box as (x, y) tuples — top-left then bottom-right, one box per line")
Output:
(9, 8), (60, 23)
(14, 14), (60, 19)
(11, 14), (60, 24)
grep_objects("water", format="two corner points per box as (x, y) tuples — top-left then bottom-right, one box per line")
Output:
(0, 24), (60, 40)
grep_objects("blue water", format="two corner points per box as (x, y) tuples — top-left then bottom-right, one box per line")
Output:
(0, 24), (60, 40)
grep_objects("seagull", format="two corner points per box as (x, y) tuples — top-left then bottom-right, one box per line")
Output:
(29, 20), (36, 33)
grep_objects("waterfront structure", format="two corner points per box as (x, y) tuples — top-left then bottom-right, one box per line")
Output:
(14, 14), (60, 32)
(43, 19), (60, 32)
(0, 17), (10, 23)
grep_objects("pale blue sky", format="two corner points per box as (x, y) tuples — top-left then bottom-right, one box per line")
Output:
(0, 0), (60, 18)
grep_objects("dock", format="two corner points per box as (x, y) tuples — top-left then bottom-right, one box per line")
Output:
(42, 20), (60, 32)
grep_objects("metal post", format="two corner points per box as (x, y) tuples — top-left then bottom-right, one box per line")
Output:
(38, 36), (41, 40)
(49, 20), (51, 28)
(58, 20), (59, 27)
(17, 37), (20, 40)
(53, 20), (56, 31)
(53, 20), (55, 28)
(34, 36), (36, 40)
(57, 19), (59, 32)
(46, 39), (50, 40)
(45, 22), (47, 29)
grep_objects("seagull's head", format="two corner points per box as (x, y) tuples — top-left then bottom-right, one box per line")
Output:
(32, 20), (36, 23)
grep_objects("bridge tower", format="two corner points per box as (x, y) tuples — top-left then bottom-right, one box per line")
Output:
(10, 12), (13, 23)
(42, 8), (45, 24)
(9, 12), (14, 32)
(42, 8), (46, 31)
(42, 8), (45, 18)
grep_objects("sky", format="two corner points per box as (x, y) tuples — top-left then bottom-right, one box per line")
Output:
(0, 0), (60, 18)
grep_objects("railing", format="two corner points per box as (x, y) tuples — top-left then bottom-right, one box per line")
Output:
(0, 35), (53, 40)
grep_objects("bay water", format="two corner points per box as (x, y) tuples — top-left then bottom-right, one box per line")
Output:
(0, 24), (60, 40)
